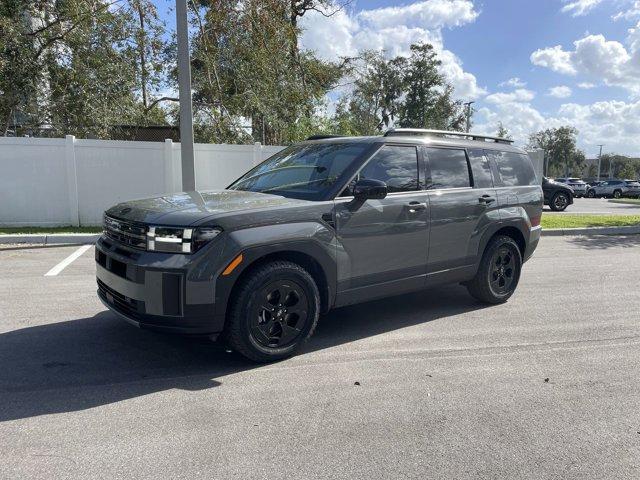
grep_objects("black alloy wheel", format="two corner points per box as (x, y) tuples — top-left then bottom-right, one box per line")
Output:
(488, 247), (517, 297)
(251, 280), (309, 349)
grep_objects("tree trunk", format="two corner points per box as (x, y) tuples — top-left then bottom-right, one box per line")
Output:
(137, 2), (148, 109)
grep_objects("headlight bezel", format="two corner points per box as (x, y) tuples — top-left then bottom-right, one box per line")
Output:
(146, 226), (222, 254)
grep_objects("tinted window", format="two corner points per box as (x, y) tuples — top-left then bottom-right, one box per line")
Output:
(229, 142), (368, 200)
(357, 145), (419, 193)
(467, 149), (494, 188)
(491, 151), (537, 186)
(425, 148), (471, 189)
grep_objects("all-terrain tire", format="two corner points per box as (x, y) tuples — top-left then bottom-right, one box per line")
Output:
(224, 260), (320, 362)
(466, 235), (522, 304)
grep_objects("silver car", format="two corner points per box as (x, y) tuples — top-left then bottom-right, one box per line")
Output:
(586, 179), (633, 198)
(555, 177), (587, 197)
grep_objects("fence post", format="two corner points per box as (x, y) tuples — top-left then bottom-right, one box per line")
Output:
(253, 142), (262, 166)
(164, 139), (174, 193)
(64, 135), (80, 226)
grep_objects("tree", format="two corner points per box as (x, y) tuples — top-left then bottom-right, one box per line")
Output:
(333, 42), (466, 135)
(0, 0), (169, 138)
(528, 126), (585, 177)
(619, 162), (638, 180)
(189, 0), (344, 144)
(496, 122), (511, 140)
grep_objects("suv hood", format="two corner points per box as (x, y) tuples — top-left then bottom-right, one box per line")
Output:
(105, 190), (309, 226)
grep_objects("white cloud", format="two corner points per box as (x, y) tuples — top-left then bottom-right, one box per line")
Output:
(530, 28), (640, 94)
(577, 82), (596, 88)
(475, 97), (640, 155)
(499, 77), (527, 88)
(547, 85), (573, 98)
(299, 0), (486, 99)
(485, 89), (536, 105)
(530, 45), (577, 75)
(613, 1), (640, 21)
(560, 0), (603, 17)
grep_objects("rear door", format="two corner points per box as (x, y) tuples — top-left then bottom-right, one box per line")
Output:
(424, 146), (498, 279)
(334, 144), (429, 303)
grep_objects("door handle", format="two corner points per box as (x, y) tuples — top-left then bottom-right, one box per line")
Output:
(478, 195), (495, 205)
(406, 201), (427, 213)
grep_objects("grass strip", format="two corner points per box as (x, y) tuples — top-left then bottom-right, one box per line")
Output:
(541, 214), (640, 229)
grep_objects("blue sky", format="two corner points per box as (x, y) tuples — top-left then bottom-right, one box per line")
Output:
(155, 0), (640, 156)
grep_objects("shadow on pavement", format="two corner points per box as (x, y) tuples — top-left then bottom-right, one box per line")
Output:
(0, 285), (486, 422)
(566, 234), (640, 250)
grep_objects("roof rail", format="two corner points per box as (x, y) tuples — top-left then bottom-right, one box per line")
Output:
(383, 128), (514, 144)
(305, 134), (345, 141)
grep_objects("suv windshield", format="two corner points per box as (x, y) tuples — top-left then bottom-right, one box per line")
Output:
(228, 143), (369, 200)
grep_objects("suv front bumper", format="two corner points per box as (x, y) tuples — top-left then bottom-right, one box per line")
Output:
(95, 235), (226, 335)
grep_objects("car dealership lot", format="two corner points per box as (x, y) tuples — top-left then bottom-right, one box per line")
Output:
(1, 237), (639, 479)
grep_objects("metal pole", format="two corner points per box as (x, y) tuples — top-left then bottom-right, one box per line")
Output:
(597, 144), (603, 181)
(463, 101), (474, 133)
(176, 0), (195, 191)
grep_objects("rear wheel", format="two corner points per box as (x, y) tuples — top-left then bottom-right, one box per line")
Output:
(613, 189), (622, 199)
(550, 192), (570, 211)
(224, 260), (320, 362)
(466, 235), (522, 304)
(587, 189), (595, 198)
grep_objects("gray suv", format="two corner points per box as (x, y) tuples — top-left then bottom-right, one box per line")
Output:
(96, 129), (543, 362)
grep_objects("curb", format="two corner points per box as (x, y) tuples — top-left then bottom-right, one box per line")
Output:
(0, 233), (101, 245)
(541, 225), (640, 237)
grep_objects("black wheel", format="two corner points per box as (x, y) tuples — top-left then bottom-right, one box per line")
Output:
(550, 192), (570, 211)
(224, 260), (320, 362)
(613, 189), (622, 199)
(466, 235), (522, 304)
(587, 189), (595, 198)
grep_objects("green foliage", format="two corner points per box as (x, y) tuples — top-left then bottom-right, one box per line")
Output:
(332, 43), (466, 136)
(599, 154), (640, 179)
(0, 0), (169, 138)
(528, 126), (585, 177)
(496, 122), (511, 140)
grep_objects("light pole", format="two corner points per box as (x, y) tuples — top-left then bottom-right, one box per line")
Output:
(176, 0), (195, 191)
(597, 144), (603, 181)
(463, 101), (475, 133)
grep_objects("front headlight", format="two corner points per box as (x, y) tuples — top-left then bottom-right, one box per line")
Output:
(147, 226), (222, 254)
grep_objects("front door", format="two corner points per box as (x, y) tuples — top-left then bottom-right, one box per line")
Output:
(334, 144), (429, 305)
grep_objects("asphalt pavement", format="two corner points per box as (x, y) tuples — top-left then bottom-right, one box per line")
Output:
(545, 197), (640, 214)
(1, 237), (639, 479)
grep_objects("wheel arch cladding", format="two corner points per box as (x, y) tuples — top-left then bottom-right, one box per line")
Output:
(492, 226), (526, 258)
(230, 250), (332, 315)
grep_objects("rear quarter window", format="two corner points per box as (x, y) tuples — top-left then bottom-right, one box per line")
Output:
(466, 148), (494, 188)
(489, 151), (538, 187)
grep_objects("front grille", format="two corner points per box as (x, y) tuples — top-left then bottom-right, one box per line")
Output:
(97, 279), (145, 316)
(103, 215), (147, 250)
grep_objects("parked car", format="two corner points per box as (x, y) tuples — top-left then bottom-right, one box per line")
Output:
(96, 128), (543, 362)
(542, 177), (574, 211)
(622, 180), (640, 198)
(554, 177), (588, 197)
(586, 179), (637, 198)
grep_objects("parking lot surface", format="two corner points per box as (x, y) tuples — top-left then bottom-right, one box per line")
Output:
(545, 197), (640, 214)
(1, 236), (639, 479)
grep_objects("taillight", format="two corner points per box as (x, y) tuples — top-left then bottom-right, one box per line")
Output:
(530, 215), (541, 228)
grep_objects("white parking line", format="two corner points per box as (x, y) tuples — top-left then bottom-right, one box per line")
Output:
(44, 245), (93, 277)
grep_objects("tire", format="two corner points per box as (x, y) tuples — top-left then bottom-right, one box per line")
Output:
(587, 189), (595, 198)
(466, 235), (522, 304)
(613, 190), (622, 199)
(550, 192), (570, 211)
(224, 260), (320, 362)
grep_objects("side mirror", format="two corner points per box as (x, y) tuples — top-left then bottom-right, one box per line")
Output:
(353, 179), (388, 201)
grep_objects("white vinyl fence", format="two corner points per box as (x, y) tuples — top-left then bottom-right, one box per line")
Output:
(0, 136), (285, 227)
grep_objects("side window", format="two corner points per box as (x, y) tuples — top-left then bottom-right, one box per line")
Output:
(356, 145), (419, 193)
(425, 148), (471, 189)
(491, 151), (537, 186)
(467, 148), (494, 188)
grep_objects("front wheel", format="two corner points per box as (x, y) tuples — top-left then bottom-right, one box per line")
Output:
(466, 235), (522, 304)
(613, 190), (622, 199)
(587, 189), (596, 198)
(550, 192), (570, 211)
(224, 260), (320, 362)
